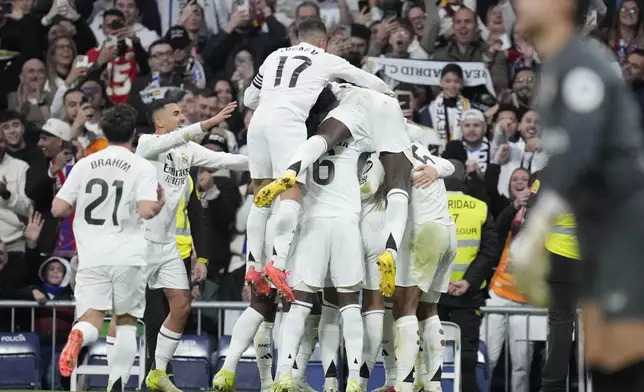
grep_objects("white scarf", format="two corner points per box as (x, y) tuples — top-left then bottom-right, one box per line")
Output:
(429, 93), (469, 142)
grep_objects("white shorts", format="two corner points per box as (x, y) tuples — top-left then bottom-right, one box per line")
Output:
(327, 89), (410, 154)
(396, 220), (457, 295)
(360, 203), (386, 291)
(247, 112), (307, 183)
(146, 242), (189, 290)
(74, 266), (146, 319)
(289, 217), (364, 290)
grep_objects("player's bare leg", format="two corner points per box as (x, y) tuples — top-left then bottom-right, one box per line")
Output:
(146, 288), (190, 392)
(417, 301), (445, 392)
(213, 291), (279, 392)
(391, 286), (423, 392)
(246, 178), (274, 297)
(59, 309), (103, 377)
(360, 289), (389, 391)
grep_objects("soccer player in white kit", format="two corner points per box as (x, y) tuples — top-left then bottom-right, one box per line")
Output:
(242, 18), (393, 302)
(135, 98), (249, 392)
(54, 105), (165, 390)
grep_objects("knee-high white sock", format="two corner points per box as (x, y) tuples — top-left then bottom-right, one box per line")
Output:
(381, 305), (396, 387)
(395, 315), (420, 392)
(106, 335), (116, 366)
(293, 314), (320, 383)
(420, 315), (445, 389)
(276, 301), (312, 376)
(221, 307), (265, 372)
(108, 325), (138, 390)
(72, 321), (99, 347)
(247, 205), (271, 268)
(254, 321), (274, 389)
(361, 310), (384, 390)
(271, 200), (300, 271)
(340, 304), (363, 382)
(319, 303), (341, 389)
(155, 326), (182, 371)
(414, 334), (427, 388)
(286, 135), (328, 176)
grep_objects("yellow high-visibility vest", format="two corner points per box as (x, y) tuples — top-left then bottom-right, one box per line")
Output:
(176, 176), (196, 260)
(448, 193), (488, 288)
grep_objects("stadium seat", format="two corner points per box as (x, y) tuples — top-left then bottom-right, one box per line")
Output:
(215, 335), (265, 392)
(0, 332), (41, 389)
(477, 340), (489, 392)
(172, 335), (212, 390)
(440, 322), (461, 392)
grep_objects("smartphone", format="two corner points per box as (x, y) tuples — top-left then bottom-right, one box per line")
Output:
(185, 57), (195, 73)
(333, 25), (351, 39)
(358, 0), (369, 11)
(75, 55), (89, 68)
(235, 0), (249, 12)
(62, 141), (77, 157)
(105, 35), (118, 48)
(80, 95), (89, 105)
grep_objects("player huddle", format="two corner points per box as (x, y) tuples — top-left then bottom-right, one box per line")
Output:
(52, 18), (460, 392)
(211, 19), (459, 392)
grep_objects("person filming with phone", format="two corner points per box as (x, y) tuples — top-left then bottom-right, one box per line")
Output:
(85, 8), (150, 104)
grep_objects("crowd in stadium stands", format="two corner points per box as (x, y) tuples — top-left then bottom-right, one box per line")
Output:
(0, 0), (640, 390)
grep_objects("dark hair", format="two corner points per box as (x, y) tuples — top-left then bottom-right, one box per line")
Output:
(633, 48), (644, 57)
(512, 66), (535, 84)
(63, 88), (85, 103)
(296, 18), (327, 39)
(494, 104), (518, 122)
(148, 39), (170, 56)
(146, 98), (177, 129)
(101, 104), (138, 143)
(197, 87), (216, 98)
(104, 8), (126, 20)
(295, 1), (320, 18)
(394, 82), (415, 92)
(440, 63), (464, 80)
(0, 110), (23, 124)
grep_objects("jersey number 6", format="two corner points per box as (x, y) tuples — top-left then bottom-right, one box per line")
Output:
(84, 178), (124, 226)
(313, 149), (336, 185)
(274, 55), (312, 88)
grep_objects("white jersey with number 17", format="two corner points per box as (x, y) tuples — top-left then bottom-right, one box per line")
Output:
(54, 145), (159, 270)
(248, 42), (392, 121)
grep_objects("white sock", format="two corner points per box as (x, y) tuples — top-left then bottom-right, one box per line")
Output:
(414, 335), (427, 387)
(319, 303), (341, 389)
(73, 321), (99, 347)
(293, 314), (320, 383)
(276, 301), (312, 376)
(381, 306), (396, 387)
(155, 325), (182, 371)
(271, 200), (301, 270)
(254, 321), (274, 389)
(361, 310), (384, 390)
(246, 205), (271, 268)
(340, 304), (363, 382)
(420, 315), (445, 388)
(394, 315), (420, 392)
(286, 135), (328, 176)
(222, 307), (265, 372)
(108, 325), (137, 389)
(106, 335), (116, 366)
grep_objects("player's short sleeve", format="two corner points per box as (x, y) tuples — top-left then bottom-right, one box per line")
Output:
(55, 162), (83, 205)
(135, 160), (159, 202)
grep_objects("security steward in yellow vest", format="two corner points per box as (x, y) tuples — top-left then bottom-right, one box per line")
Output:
(143, 175), (211, 375)
(438, 161), (499, 392)
(528, 174), (581, 392)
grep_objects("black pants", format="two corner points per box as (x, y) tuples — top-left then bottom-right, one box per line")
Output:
(438, 305), (481, 392)
(143, 257), (192, 375)
(591, 361), (644, 391)
(542, 253), (579, 392)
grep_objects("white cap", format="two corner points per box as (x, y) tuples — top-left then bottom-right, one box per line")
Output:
(41, 118), (73, 142)
(461, 109), (485, 123)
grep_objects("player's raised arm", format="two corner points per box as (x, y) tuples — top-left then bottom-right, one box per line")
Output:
(325, 54), (394, 96)
(188, 142), (249, 171)
(137, 100), (237, 159)
(52, 162), (83, 218)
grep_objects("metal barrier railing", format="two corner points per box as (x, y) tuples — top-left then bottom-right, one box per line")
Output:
(0, 301), (587, 392)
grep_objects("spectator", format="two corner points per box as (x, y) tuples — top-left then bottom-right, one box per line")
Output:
(86, 8), (149, 104)
(40, 1), (97, 55)
(285, 1), (321, 46)
(605, 0), (644, 64)
(0, 110), (46, 168)
(166, 25), (210, 89)
(158, 0), (230, 39)
(0, 129), (32, 255)
(509, 30), (539, 82)
(624, 49), (644, 123)
(506, 67), (535, 119)
(230, 48), (256, 105)
(45, 36), (77, 93)
(177, 1), (209, 50)
(347, 23), (371, 67)
(174, 90), (199, 124)
(428, 64), (471, 143)
(458, 109), (491, 173)
(59, 89), (100, 153)
(403, 3), (435, 59)
(195, 89), (239, 152)
(89, 0), (160, 51)
(7, 59), (52, 128)
(25, 118), (74, 253)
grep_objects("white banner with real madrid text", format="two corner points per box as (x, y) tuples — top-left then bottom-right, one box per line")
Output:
(365, 57), (496, 96)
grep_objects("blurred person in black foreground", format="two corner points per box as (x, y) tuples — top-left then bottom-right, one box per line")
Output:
(509, 0), (644, 390)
